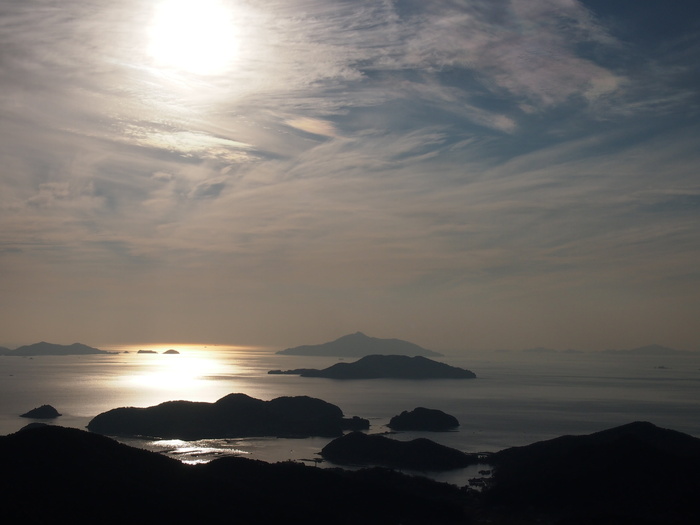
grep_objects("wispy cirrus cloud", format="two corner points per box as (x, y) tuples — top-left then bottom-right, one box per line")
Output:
(1, 0), (699, 349)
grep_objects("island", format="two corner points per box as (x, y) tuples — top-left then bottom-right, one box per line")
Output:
(137, 349), (158, 354)
(321, 431), (477, 470)
(20, 405), (62, 419)
(269, 354), (476, 379)
(388, 407), (459, 431)
(276, 331), (443, 357)
(163, 349), (180, 354)
(0, 341), (115, 356)
(87, 393), (369, 439)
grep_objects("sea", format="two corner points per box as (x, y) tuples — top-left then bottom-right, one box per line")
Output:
(2, 344), (699, 486)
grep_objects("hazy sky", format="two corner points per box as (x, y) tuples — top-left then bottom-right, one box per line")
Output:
(1, 0), (698, 352)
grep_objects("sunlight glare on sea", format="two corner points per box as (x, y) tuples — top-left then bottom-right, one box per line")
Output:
(101, 343), (264, 404)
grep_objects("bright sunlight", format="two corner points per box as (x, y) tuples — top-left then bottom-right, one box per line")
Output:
(148, 0), (239, 75)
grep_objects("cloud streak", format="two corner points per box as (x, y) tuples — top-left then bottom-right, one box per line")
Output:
(0, 0), (698, 350)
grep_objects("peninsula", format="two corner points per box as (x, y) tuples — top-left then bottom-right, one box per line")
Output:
(269, 354), (476, 379)
(276, 331), (442, 357)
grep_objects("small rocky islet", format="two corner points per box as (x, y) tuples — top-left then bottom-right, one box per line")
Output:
(20, 404), (62, 419)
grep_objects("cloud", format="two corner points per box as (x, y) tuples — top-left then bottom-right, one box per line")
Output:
(1, 0), (698, 349)
(284, 117), (338, 137)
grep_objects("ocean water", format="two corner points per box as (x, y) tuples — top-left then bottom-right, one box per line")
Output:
(2, 345), (699, 486)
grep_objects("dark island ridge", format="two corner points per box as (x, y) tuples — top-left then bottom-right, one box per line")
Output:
(269, 354), (476, 379)
(87, 393), (369, 439)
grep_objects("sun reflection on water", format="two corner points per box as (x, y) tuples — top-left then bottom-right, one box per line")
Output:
(150, 438), (250, 465)
(106, 344), (246, 399)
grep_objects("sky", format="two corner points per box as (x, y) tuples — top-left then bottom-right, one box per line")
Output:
(1, 0), (699, 352)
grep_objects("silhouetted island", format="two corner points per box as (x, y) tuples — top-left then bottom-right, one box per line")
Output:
(137, 349), (158, 354)
(0, 341), (114, 356)
(269, 354), (476, 379)
(87, 393), (369, 439)
(388, 407), (459, 431)
(276, 331), (443, 357)
(321, 432), (477, 470)
(163, 349), (180, 354)
(20, 404), (61, 419)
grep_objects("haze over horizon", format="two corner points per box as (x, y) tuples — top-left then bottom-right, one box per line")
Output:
(1, 1), (698, 353)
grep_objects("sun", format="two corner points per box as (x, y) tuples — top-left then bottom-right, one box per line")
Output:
(148, 0), (239, 76)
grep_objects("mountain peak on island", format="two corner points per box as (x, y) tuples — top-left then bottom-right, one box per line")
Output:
(276, 332), (442, 357)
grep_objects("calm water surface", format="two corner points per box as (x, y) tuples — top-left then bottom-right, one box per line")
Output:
(2, 345), (699, 485)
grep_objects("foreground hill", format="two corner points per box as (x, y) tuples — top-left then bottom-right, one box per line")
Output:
(0, 425), (467, 524)
(88, 393), (369, 439)
(0, 341), (114, 356)
(485, 421), (700, 524)
(269, 354), (476, 379)
(276, 332), (443, 357)
(3, 422), (699, 523)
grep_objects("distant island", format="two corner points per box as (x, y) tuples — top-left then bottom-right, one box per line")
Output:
(269, 354), (476, 379)
(88, 393), (369, 439)
(510, 343), (692, 355)
(276, 332), (443, 357)
(602, 343), (690, 355)
(0, 341), (115, 356)
(522, 346), (583, 354)
(321, 431), (477, 470)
